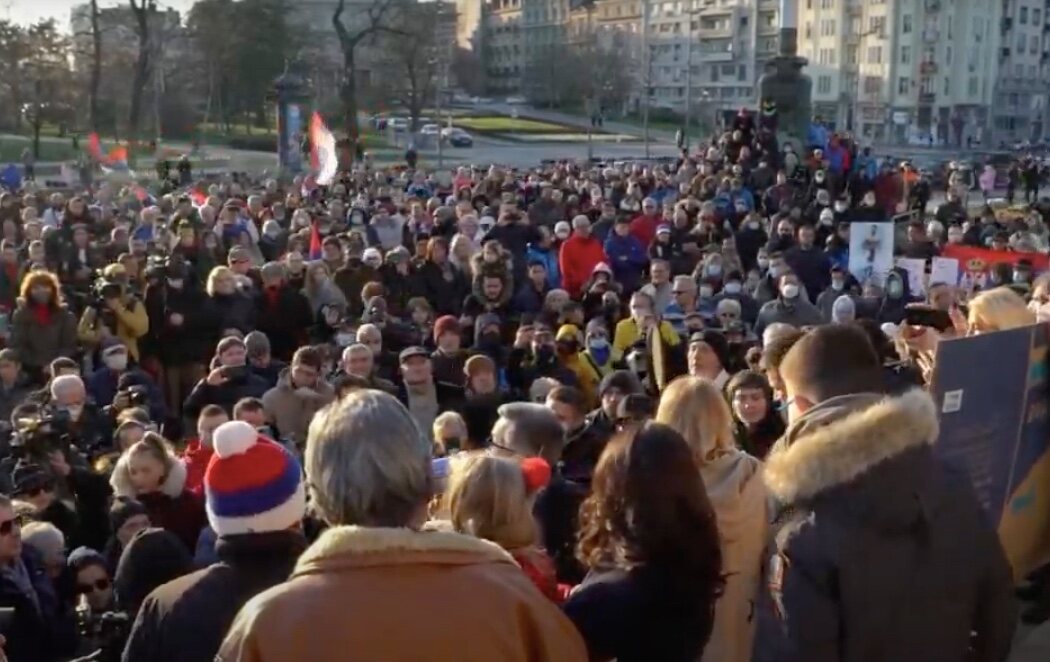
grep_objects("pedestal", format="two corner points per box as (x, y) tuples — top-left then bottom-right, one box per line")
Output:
(758, 54), (812, 151)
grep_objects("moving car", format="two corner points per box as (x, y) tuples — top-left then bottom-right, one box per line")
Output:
(442, 127), (474, 147)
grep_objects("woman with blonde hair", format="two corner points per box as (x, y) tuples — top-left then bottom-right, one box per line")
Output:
(204, 265), (255, 336)
(655, 376), (767, 662)
(110, 432), (205, 551)
(968, 286), (1036, 334)
(303, 260), (347, 319)
(446, 453), (562, 602)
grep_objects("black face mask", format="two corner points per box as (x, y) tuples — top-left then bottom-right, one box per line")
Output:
(535, 345), (556, 363)
(480, 330), (501, 346)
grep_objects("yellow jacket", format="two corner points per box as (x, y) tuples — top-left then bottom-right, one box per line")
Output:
(613, 317), (680, 355)
(572, 347), (623, 408)
(78, 298), (150, 361)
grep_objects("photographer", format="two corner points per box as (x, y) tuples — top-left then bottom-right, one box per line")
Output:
(49, 374), (111, 455)
(182, 337), (269, 419)
(77, 275), (149, 364)
(85, 340), (165, 423)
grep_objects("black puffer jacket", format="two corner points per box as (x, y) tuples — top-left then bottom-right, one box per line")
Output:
(122, 531), (306, 662)
(754, 390), (1016, 662)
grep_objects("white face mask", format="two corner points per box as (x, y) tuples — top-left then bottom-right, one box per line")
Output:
(723, 282), (742, 295)
(104, 354), (128, 372)
(335, 332), (355, 347)
(757, 258), (770, 269)
(748, 221), (761, 230)
(834, 202), (848, 212)
(699, 285), (714, 298)
(781, 283), (800, 300)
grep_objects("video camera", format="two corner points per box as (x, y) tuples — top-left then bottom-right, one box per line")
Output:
(10, 405), (74, 461)
(76, 608), (132, 662)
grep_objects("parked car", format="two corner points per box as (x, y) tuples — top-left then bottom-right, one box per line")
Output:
(420, 124), (442, 136)
(505, 95), (527, 105)
(388, 117), (409, 131)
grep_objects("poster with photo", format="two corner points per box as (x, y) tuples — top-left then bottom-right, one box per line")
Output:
(848, 222), (895, 287)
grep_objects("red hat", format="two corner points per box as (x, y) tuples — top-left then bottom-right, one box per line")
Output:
(433, 315), (460, 342)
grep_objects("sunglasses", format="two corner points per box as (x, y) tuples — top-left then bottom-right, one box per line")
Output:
(76, 578), (111, 595)
(0, 516), (23, 536)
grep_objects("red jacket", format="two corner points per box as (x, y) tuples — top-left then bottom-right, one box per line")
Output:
(182, 438), (213, 498)
(559, 234), (606, 297)
(629, 213), (660, 248)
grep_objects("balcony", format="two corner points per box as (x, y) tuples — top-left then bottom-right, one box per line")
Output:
(924, 0), (941, 12)
(919, 92), (936, 105)
(847, 0), (863, 14)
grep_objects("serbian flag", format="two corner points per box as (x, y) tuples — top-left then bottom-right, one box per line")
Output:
(308, 219), (323, 260)
(189, 190), (208, 207)
(942, 244), (1049, 277)
(86, 133), (103, 162)
(310, 112), (337, 186)
(106, 145), (128, 167)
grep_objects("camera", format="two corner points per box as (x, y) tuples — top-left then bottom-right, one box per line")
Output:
(10, 406), (73, 460)
(77, 608), (131, 662)
(91, 280), (123, 330)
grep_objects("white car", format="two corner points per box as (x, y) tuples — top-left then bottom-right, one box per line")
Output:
(420, 124), (441, 135)
(505, 95), (527, 105)
(388, 117), (409, 131)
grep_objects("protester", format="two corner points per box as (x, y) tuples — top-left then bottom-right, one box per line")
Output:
(564, 422), (724, 661)
(755, 324), (1015, 661)
(218, 391), (586, 660)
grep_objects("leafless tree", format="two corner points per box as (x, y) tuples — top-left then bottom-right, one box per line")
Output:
(127, 0), (155, 142)
(332, 0), (406, 147)
(88, 0), (102, 131)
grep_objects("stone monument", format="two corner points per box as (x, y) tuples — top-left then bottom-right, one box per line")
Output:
(758, 0), (812, 150)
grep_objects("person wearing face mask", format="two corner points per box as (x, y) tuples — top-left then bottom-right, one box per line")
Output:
(261, 346), (336, 447)
(815, 265), (855, 321)
(784, 224), (831, 304)
(877, 271), (910, 324)
(86, 339), (165, 420)
(10, 270), (78, 383)
(508, 323), (580, 397)
(754, 324), (1014, 662)
(754, 272), (824, 337)
(714, 270), (760, 326)
(333, 243), (379, 318)
(254, 262), (313, 362)
(573, 319), (624, 406)
(734, 212), (768, 273)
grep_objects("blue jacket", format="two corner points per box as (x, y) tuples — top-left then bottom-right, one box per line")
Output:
(603, 233), (647, 293)
(86, 366), (167, 421)
(525, 243), (561, 289)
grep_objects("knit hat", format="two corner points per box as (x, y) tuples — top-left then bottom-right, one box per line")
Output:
(690, 329), (731, 370)
(474, 312), (501, 340)
(598, 370), (643, 398)
(244, 331), (271, 358)
(67, 546), (107, 574)
(433, 315), (460, 341)
(204, 421), (306, 536)
(11, 461), (50, 495)
(110, 496), (149, 533)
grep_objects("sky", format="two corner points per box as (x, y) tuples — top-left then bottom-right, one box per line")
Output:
(3, 0), (196, 27)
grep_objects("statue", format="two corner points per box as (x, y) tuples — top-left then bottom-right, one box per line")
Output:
(758, 0), (812, 150)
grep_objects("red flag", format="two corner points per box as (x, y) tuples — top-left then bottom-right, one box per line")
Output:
(941, 244), (1049, 277)
(189, 190), (208, 206)
(106, 145), (128, 167)
(309, 112), (337, 185)
(86, 133), (103, 162)
(133, 185), (148, 202)
(308, 219), (323, 260)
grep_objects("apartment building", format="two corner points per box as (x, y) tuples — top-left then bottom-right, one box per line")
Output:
(797, 0), (1004, 146)
(993, 0), (1050, 145)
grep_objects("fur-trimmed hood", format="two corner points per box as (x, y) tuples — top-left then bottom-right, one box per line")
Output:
(294, 525), (516, 577)
(763, 389), (939, 505)
(110, 453), (188, 499)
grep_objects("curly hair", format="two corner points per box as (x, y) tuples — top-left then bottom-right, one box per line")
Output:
(576, 422), (723, 599)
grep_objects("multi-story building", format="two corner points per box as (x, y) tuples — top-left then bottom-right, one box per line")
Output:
(993, 0), (1050, 145)
(457, 0), (524, 93)
(797, 0), (1003, 146)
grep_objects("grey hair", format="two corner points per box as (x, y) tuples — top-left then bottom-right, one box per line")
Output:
(305, 390), (431, 527)
(50, 374), (85, 400)
(341, 343), (372, 362)
(356, 324), (381, 343)
(762, 322), (797, 348)
(260, 261), (286, 282)
(22, 521), (65, 564)
(491, 403), (564, 466)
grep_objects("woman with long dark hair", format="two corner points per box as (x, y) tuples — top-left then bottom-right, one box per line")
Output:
(726, 370), (785, 460)
(565, 422), (724, 662)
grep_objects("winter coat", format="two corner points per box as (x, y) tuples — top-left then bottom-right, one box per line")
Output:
(77, 296), (151, 361)
(564, 565), (717, 662)
(261, 368), (336, 446)
(604, 233), (648, 294)
(783, 245), (831, 303)
(143, 283), (219, 366)
(182, 369), (271, 419)
(0, 547), (78, 662)
(512, 282), (550, 316)
(754, 390), (1016, 662)
(9, 299), (78, 372)
(416, 259), (469, 316)
(181, 437), (213, 497)
(333, 260), (378, 317)
(123, 531), (307, 662)
(753, 298), (825, 338)
(216, 526), (587, 662)
(255, 285), (313, 362)
(85, 366), (165, 421)
(700, 451), (767, 662)
(559, 234), (606, 298)
(526, 243), (562, 290)
(0, 377), (31, 426)
(111, 457), (207, 553)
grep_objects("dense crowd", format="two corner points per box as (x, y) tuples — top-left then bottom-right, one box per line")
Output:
(0, 109), (1043, 661)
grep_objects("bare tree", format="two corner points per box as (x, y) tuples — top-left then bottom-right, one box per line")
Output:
(371, 4), (443, 132)
(89, 0), (101, 131)
(332, 0), (405, 147)
(127, 0), (155, 142)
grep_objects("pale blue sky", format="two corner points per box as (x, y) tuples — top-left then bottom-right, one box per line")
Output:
(4, 0), (195, 27)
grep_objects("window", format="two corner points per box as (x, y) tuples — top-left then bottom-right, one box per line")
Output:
(968, 76), (978, 96)
(1019, 34), (1027, 51)
(867, 45), (883, 64)
(945, 46), (952, 65)
(898, 76), (910, 95)
(863, 76), (881, 94)
(1021, 6), (1028, 24)
(902, 15), (912, 34)
(1036, 9), (1043, 25)
(817, 75), (831, 94)
(820, 0), (834, 8)
(818, 48), (836, 65)
(846, 45), (858, 65)
(738, 64), (747, 81)
(804, 22), (812, 39)
(820, 19), (836, 36)
(1016, 63), (1024, 77)
(869, 16), (886, 36)
(944, 77), (950, 95)
(900, 46), (911, 64)
(721, 64), (736, 75)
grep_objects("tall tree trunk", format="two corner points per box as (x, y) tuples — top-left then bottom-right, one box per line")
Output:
(89, 0), (102, 131)
(341, 49), (360, 144)
(128, 3), (151, 146)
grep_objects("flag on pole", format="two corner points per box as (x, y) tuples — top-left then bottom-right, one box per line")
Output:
(190, 190), (208, 207)
(308, 219), (323, 260)
(86, 133), (103, 162)
(106, 146), (129, 168)
(309, 112), (338, 186)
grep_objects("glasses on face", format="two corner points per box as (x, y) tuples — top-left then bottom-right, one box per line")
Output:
(0, 515), (23, 536)
(76, 578), (111, 595)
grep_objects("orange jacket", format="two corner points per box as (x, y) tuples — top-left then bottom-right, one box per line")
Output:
(559, 235), (606, 297)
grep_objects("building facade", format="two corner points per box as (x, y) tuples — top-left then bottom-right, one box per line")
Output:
(993, 0), (1050, 145)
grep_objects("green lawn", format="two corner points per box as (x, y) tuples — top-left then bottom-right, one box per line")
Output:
(454, 116), (574, 133)
(0, 136), (79, 163)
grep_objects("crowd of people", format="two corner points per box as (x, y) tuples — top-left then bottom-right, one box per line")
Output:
(0, 109), (1043, 661)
